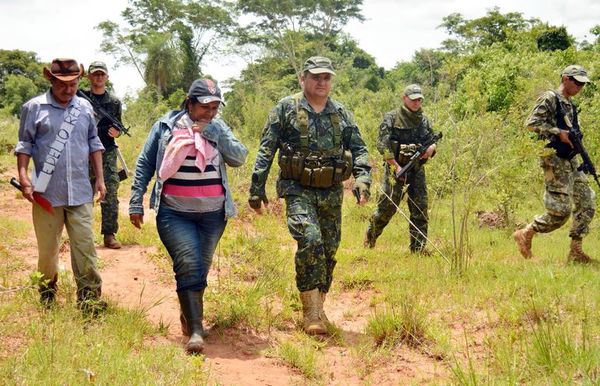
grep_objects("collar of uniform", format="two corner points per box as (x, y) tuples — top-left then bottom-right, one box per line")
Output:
(298, 95), (336, 114)
(553, 89), (572, 104)
(88, 90), (109, 103)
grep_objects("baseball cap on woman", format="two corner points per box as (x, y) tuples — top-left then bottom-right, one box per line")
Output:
(188, 78), (224, 104)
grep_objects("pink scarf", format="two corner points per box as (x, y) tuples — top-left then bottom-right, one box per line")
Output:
(159, 114), (218, 181)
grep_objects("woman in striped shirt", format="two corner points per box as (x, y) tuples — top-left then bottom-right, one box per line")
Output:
(129, 79), (248, 354)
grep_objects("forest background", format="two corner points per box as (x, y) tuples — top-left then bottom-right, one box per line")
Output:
(1, 0), (600, 384)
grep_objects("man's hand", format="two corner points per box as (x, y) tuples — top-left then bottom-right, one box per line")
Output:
(353, 181), (370, 205)
(420, 144), (436, 160)
(18, 176), (34, 203)
(249, 195), (269, 214)
(95, 179), (106, 203)
(130, 213), (143, 229)
(108, 127), (121, 138)
(558, 130), (574, 148)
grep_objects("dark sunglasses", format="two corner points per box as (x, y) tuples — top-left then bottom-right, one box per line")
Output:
(569, 76), (586, 87)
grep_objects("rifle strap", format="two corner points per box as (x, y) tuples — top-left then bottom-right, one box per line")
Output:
(552, 91), (578, 130)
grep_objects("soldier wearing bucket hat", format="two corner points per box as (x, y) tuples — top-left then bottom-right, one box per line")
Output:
(249, 56), (371, 336)
(514, 64), (595, 263)
(365, 83), (438, 254)
(15, 57), (107, 312)
(80, 61), (125, 249)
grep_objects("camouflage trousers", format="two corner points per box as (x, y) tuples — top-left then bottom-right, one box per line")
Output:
(532, 154), (595, 237)
(366, 164), (428, 252)
(285, 185), (342, 293)
(101, 148), (120, 235)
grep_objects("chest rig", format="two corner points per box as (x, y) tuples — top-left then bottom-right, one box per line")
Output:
(278, 93), (353, 188)
(389, 111), (425, 166)
(545, 92), (580, 160)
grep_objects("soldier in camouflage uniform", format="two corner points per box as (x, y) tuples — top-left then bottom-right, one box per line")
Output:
(249, 56), (371, 335)
(514, 65), (595, 263)
(364, 84), (438, 253)
(81, 61), (123, 249)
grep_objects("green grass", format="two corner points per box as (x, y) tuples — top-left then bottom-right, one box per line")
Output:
(3, 110), (600, 384)
(267, 333), (324, 380)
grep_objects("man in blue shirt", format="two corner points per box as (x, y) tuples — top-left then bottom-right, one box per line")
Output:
(15, 58), (107, 312)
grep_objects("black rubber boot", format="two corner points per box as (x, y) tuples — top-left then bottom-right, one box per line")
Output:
(177, 290), (205, 354)
(180, 288), (208, 338)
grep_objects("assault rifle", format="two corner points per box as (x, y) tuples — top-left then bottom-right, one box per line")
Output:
(394, 132), (443, 180)
(568, 125), (600, 189)
(76, 90), (130, 137)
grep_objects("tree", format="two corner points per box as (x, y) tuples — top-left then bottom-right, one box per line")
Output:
(3, 75), (38, 116)
(0, 50), (47, 114)
(97, 0), (237, 96)
(439, 8), (539, 53)
(235, 0), (364, 75)
(536, 26), (574, 51)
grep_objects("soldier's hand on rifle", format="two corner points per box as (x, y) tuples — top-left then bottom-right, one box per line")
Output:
(249, 194), (269, 214)
(130, 213), (144, 229)
(420, 144), (437, 160)
(108, 127), (121, 138)
(353, 181), (370, 205)
(558, 130), (574, 148)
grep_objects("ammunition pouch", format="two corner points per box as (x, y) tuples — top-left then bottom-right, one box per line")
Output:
(279, 149), (353, 188)
(390, 141), (418, 166)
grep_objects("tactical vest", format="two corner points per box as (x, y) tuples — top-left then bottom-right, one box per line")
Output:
(278, 93), (353, 188)
(389, 111), (425, 166)
(546, 92), (579, 160)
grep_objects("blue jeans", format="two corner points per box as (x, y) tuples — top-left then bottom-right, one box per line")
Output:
(156, 206), (226, 291)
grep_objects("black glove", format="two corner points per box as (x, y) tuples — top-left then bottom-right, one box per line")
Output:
(248, 195), (268, 210)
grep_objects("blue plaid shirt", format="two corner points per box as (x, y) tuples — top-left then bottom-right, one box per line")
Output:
(15, 90), (104, 207)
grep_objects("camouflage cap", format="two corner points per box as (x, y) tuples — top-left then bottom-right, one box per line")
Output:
(43, 58), (84, 81)
(303, 56), (336, 75)
(561, 65), (590, 83)
(88, 61), (108, 74)
(403, 84), (424, 100)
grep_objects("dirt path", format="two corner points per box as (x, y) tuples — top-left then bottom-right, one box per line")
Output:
(2, 178), (451, 385)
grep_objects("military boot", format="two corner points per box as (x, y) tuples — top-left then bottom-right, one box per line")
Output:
(299, 289), (327, 335)
(39, 274), (58, 307)
(103, 234), (122, 249)
(178, 290), (205, 354)
(568, 237), (592, 264)
(363, 231), (376, 249)
(513, 224), (536, 259)
(180, 288), (208, 338)
(319, 291), (330, 324)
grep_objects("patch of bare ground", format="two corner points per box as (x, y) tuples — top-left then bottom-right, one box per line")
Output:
(322, 290), (449, 385)
(1, 176), (455, 385)
(442, 308), (497, 367)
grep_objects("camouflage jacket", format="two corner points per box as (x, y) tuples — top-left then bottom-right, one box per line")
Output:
(525, 89), (578, 139)
(376, 105), (434, 163)
(81, 89), (123, 151)
(250, 93), (371, 198)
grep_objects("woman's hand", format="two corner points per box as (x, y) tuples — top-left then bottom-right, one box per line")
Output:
(130, 213), (144, 229)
